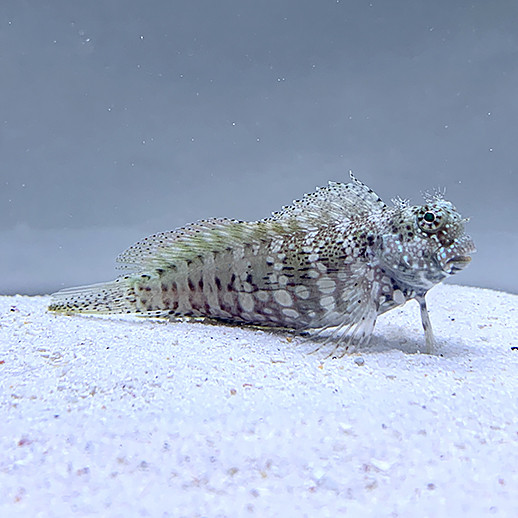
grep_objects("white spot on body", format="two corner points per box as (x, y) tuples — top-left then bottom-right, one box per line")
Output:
(242, 282), (254, 292)
(320, 295), (336, 310)
(317, 277), (336, 294)
(222, 293), (234, 308)
(256, 290), (269, 302)
(294, 285), (310, 299)
(278, 275), (289, 287)
(282, 308), (300, 319)
(316, 263), (327, 273)
(270, 241), (283, 253)
(393, 289), (405, 305)
(239, 292), (255, 312)
(273, 290), (293, 307)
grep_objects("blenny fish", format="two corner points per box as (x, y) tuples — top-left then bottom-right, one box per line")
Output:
(49, 173), (475, 354)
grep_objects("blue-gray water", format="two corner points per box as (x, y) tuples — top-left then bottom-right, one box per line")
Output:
(2, 0), (517, 295)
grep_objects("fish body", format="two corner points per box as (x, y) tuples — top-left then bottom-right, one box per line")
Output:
(49, 173), (475, 354)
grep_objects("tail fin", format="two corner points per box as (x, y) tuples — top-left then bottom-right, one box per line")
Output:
(48, 278), (136, 314)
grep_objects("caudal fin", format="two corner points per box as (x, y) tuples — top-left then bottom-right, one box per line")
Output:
(48, 278), (136, 314)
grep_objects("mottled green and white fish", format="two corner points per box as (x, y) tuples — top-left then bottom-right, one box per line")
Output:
(49, 173), (475, 354)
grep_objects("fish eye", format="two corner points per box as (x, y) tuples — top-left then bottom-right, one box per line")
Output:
(418, 207), (444, 233)
(423, 211), (436, 223)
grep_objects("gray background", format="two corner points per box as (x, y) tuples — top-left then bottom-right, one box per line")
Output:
(1, 0), (517, 295)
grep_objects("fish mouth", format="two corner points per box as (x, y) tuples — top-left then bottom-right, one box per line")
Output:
(438, 235), (476, 275)
(445, 255), (472, 274)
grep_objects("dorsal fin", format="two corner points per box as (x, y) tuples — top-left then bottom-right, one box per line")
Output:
(115, 174), (386, 272)
(270, 172), (387, 225)
(115, 218), (240, 272)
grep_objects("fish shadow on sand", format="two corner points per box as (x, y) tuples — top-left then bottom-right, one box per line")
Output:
(297, 327), (473, 358)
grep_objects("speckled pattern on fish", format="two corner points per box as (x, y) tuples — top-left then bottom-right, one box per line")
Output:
(49, 173), (475, 354)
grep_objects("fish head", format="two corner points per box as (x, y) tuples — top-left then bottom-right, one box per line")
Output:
(415, 200), (476, 276)
(379, 198), (476, 290)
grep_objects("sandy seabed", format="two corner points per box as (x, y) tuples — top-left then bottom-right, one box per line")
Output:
(1, 284), (517, 518)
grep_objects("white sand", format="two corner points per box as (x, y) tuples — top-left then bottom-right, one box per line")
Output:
(1, 284), (518, 517)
